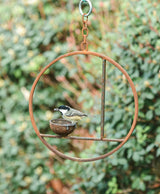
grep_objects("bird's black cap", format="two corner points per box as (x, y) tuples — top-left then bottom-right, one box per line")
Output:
(58, 105), (70, 111)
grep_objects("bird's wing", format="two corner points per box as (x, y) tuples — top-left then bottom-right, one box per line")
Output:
(66, 109), (87, 117)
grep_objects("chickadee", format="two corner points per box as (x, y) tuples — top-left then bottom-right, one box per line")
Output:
(54, 105), (87, 124)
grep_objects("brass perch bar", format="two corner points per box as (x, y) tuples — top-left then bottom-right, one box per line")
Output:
(40, 133), (124, 142)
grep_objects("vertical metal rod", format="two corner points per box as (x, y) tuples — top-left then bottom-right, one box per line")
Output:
(101, 59), (106, 139)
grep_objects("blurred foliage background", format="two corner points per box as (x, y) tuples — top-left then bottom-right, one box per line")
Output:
(0, 0), (160, 193)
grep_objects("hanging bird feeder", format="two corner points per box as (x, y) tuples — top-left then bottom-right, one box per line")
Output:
(29, 0), (138, 162)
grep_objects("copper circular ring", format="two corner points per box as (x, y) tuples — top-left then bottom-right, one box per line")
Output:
(29, 51), (138, 162)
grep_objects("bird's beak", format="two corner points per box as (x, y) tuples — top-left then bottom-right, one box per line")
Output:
(54, 108), (59, 111)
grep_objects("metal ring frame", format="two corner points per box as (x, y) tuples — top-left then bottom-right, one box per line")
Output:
(29, 51), (138, 162)
(79, 0), (92, 17)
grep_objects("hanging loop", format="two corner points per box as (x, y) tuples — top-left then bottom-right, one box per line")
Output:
(79, 0), (92, 17)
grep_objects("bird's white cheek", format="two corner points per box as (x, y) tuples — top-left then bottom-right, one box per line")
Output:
(60, 109), (67, 114)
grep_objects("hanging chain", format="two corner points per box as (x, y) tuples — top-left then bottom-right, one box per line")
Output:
(79, 0), (92, 51)
(81, 14), (89, 51)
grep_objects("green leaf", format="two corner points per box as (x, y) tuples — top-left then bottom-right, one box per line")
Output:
(155, 107), (160, 116)
(156, 148), (160, 157)
(133, 152), (141, 162)
(146, 110), (153, 120)
(155, 134), (160, 144)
